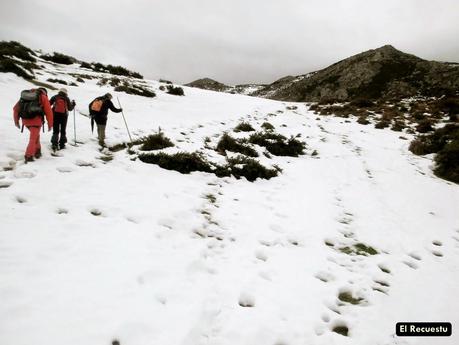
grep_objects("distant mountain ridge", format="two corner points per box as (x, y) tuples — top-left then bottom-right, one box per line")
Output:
(185, 78), (266, 96)
(187, 45), (459, 101)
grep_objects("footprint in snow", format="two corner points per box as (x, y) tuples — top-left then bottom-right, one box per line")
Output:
(56, 208), (69, 214)
(56, 166), (74, 173)
(431, 250), (443, 257)
(14, 170), (36, 179)
(432, 240), (442, 246)
(314, 271), (335, 283)
(403, 260), (418, 269)
(255, 249), (268, 262)
(89, 208), (104, 216)
(0, 181), (13, 189)
(378, 264), (391, 274)
(408, 252), (422, 261)
(238, 292), (255, 307)
(16, 195), (27, 203)
(75, 160), (96, 168)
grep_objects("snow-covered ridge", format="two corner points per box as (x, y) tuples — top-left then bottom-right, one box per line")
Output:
(1, 57), (458, 345)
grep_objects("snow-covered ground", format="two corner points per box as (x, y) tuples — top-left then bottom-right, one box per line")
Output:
(0, 60), (458, 345)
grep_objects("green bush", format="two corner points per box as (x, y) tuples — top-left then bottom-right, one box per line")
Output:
(409, 124), (459, 155)
(216, 133), (258, 157)
(47, 78), (68, 85)
(0, 59), (34, 79)
(409, 124), (459, 183)
(138, 152), (212, 174)
(234, 122), (255, 132)
(350, 99), (375, 108)
(167, 85), (185, 96)
(434, 139), (459, 183)
(248, 132), (305, 156)
(225, 156), (278, 181)
(0, 41), (36, 62)
(375, 120), (390, 129)
(138, 151), (279, 182)
(137, 133), (174, 151)
(416, 119), (434, 133)
(80, 62), (92, 69)
(41, 52), (76, 65)
(391, 121), (405, 132)
(357, 116), (370, 125)
(114, 85), (156, 98)
(87, 62), (143, 79)
(261, 122), (275, 131)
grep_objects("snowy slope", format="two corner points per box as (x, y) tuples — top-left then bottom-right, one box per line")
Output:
(0, 60), (458, 345)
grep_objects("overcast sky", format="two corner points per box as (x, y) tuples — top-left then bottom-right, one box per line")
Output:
(1, 0), (458, 85)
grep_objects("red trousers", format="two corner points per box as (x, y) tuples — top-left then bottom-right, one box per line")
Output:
(25, 126), (41, 158)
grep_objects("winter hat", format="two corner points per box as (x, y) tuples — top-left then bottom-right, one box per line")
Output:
(59, 88), (68, 95)
(105, 93), (113, 99)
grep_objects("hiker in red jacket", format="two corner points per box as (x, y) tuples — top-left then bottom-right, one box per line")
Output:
(50, 88), (76, 150)
(13, 88), (53, 163)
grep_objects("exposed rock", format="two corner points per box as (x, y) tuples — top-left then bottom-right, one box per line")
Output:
(254, 45), (459, 102)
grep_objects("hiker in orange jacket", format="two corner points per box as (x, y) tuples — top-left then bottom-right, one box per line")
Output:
(13, 88), (53, 163)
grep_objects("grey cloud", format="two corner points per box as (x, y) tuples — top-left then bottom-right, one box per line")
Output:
(1, 0), (458, 85)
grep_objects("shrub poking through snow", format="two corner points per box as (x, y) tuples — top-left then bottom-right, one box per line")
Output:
(338, 291), (364, 305)
(225, 155), (278, 181)
(0, 41), (39, 79)
(339, 242), (378, 256)
(409, 124), (459, 155)
(416, 119), (434, 133)
(114, 85), (155, 98)
(166, 85), (185, 96)
(137, 133), (174, 151)
(138, 151), (278, 181)
(248, 131), (306, 156)
(138, 152), (213, 174)
(261, 122), (275, 131)
(41, 52), (76, 65)
(391, 120), (405, 132)
(46, 78), (68, 85)
(234, 121), (255, 132)
(332, 324), (349, 336)
(216, 133), (258, 157)
(374, 120), (390, 129)
(357, 116), (370, 125)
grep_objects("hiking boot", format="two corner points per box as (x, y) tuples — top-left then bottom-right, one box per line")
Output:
(52, 144), (58, 152)
(59, 144), (66, 150)
(34, 149), (42, 159)
(24, 156), (34, 163)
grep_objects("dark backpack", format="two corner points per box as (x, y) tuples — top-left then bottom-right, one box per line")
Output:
(18, 89), (44, 119)
(53, 96), (67, 113)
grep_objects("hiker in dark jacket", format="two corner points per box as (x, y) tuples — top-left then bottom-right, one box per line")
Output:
(89, 93), (122, 147)
(50, 88), (75, 150)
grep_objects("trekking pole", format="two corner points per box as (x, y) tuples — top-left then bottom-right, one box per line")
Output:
(117, 97), (132, 142)
(73, 108), (77, 145)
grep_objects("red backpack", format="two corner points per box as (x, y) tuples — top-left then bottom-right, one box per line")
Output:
(54, 96), (67, 113)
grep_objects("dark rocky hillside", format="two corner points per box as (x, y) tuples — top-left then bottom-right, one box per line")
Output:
(185, 78), (232, 92)
(253, 45), (459, 102)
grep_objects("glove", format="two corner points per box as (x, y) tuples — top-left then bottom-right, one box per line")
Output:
(72, 100), (76, 106)
(15, 122), (20, 129)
